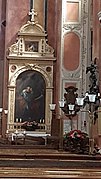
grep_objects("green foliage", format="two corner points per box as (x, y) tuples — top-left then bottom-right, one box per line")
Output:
(63, 130), (89, 154)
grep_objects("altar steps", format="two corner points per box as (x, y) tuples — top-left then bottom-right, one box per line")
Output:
(0, 160), (101, 178)
(0, 149), (100, 178)
(0, 149), (100, 161)
(0, 168), (101, 178)
(0, 148), (100, 164)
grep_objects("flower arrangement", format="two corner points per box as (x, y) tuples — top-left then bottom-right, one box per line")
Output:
(63, 130), (89, 154)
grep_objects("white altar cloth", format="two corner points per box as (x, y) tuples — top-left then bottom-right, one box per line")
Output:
(8, 131), (51, 145)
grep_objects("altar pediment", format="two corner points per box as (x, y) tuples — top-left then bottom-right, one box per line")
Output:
(8, 11), (54, 58)
(18, 22), (46, 36)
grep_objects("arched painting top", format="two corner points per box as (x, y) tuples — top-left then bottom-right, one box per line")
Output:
(9, 64), (52, 88)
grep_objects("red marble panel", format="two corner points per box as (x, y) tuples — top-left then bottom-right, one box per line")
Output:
(5, 0), (30, 49)
(0, 0), (6, 60)
(35, 0), (44, 27)
(64, 32), (80, 71)
(65, 2), (79, 22)
(64, 83), (76, 88)
(47, 0), (56, 49)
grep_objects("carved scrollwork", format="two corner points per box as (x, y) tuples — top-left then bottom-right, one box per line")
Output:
(45, 43), (54, 55)
(63, 24), (82, 31)
(8, 8), (54, 58)
(9, 42), (18, 54)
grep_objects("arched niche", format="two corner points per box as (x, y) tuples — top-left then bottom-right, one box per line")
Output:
(7, 64), (54, 134)
(15, 70), (46, 124)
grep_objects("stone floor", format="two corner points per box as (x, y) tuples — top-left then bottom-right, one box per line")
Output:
(0, 167), (101, 178)
(0, 148), (100, 178)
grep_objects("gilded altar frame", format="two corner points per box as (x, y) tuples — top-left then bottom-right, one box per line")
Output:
(7, 14), (56, 134)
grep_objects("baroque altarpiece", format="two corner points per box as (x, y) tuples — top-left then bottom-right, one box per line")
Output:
(7, 9), (55, 134)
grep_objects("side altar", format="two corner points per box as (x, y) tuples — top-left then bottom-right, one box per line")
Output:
(6, 8), (56, 138)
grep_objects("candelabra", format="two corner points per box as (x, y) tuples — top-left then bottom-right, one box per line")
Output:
(50, 85), (83, 151)
(50, 59), (101, 154)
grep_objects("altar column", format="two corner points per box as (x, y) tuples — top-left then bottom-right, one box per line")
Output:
(92, 0), (101, 147)
(47, 0), (62, 136)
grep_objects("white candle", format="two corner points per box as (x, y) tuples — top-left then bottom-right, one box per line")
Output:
(15, 130), (18, 134)
(16, 118), (18, 123)
(20, 118), (22, 123)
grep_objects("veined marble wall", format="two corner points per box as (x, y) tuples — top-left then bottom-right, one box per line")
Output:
(61, 0), (91, 133)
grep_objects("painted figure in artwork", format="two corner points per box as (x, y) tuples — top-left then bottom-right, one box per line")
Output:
(15, 70), (45, 123)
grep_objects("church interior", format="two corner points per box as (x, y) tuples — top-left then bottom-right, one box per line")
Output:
(1, 0), (101, 178)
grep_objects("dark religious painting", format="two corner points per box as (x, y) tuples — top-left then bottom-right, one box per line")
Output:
(25, 41), (39, 52)
(15, 70), (46, 129)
